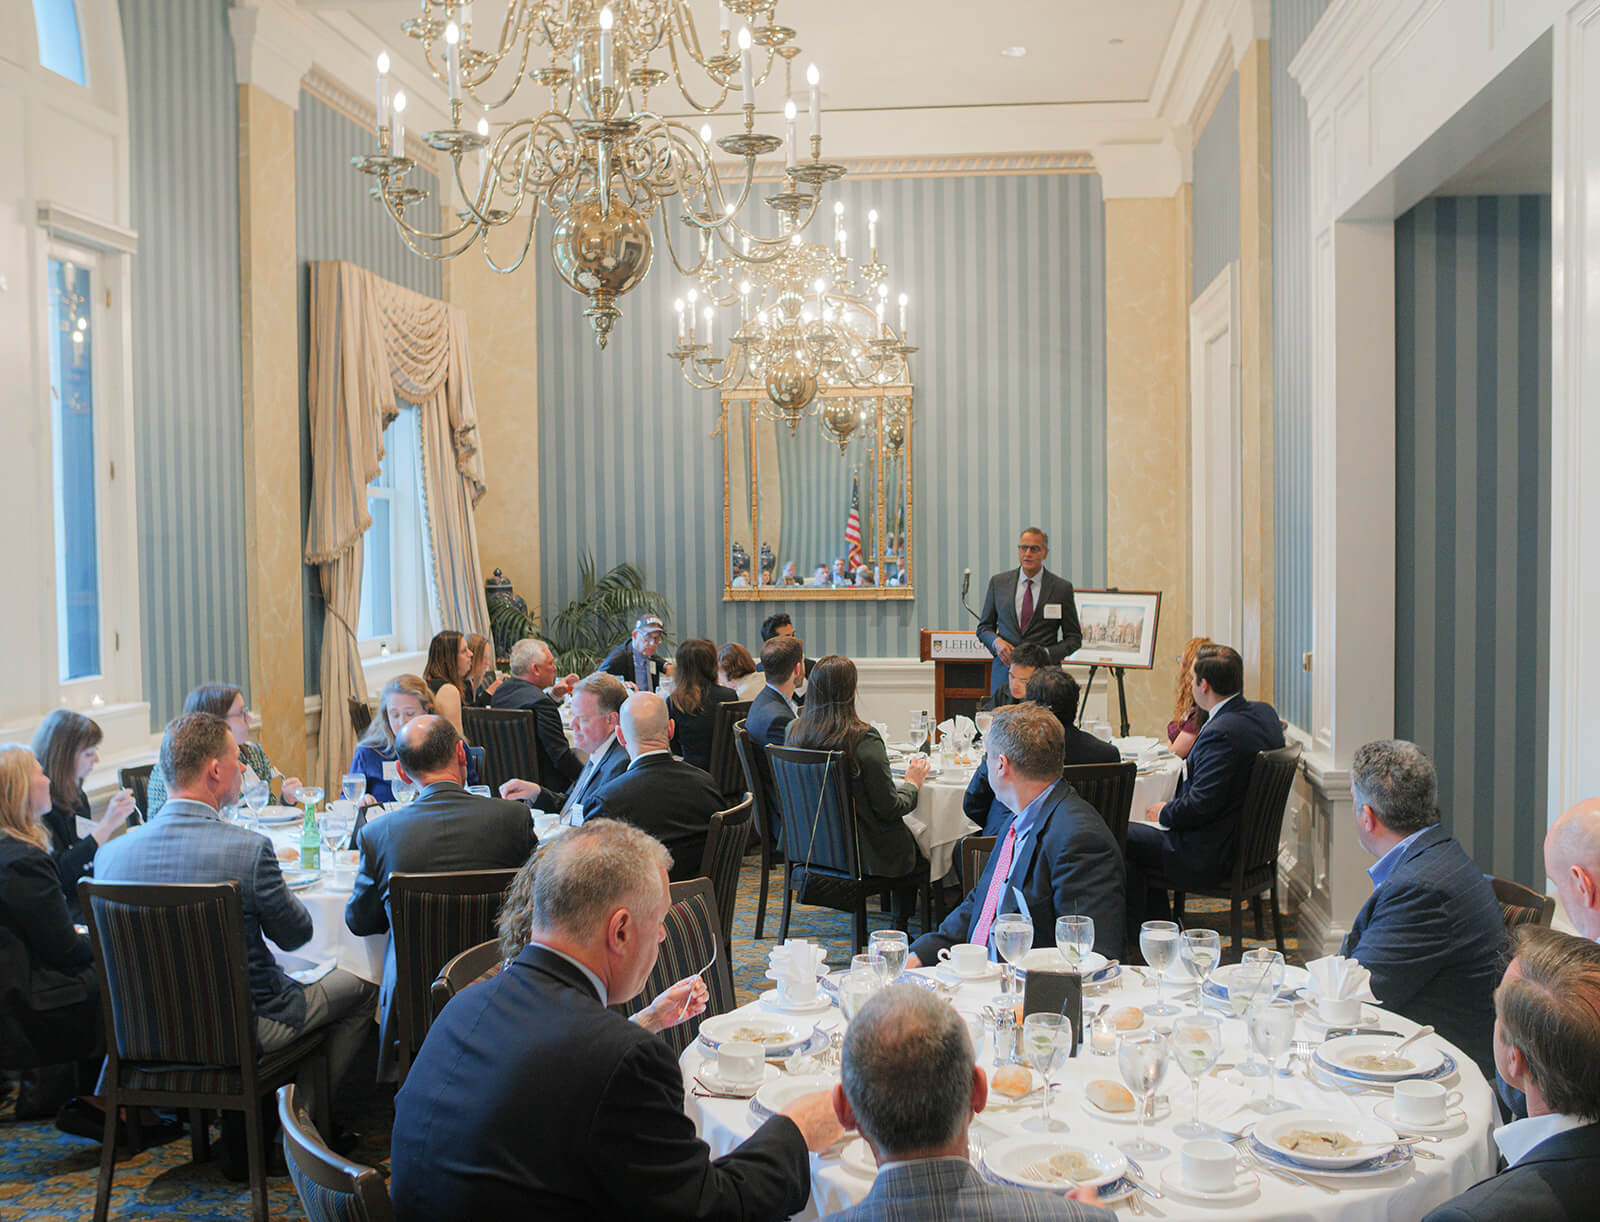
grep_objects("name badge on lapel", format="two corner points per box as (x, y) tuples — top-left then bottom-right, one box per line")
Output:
(382, 760), (400, 781)
(1043, 603), (1062, 620)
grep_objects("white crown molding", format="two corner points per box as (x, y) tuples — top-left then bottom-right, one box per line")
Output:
(1148, 0), (1269, 153)
(229, 0), (315, 111)
(37, 200), (139, 255)
(1287, 0), (1408, 120)
(1226, 0), (1273, 66)
(1091, 138), (1187, 199)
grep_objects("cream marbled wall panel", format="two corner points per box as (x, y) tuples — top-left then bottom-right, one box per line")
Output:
(1239, 39), (1276, 705)
(238, 84), (307, 775)
(446, 246), (542, 615)
(1105, 192), (1192, 735)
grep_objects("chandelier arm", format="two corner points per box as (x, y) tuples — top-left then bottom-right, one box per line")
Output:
(372, 183), (482, 246)
(464, 34), (536, 111)
(662, 33), (736, 113)
(480, 197), (542, 274)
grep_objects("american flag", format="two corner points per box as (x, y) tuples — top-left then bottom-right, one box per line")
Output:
(844, 474), (863, 569)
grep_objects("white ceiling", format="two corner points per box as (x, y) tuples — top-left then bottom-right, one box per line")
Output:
(325, 0), (1189, 159)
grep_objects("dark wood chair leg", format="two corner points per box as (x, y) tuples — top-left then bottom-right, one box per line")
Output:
(190, 1108), (210, 1162)
(315, 1055), (332, 1137)
(920, 872), (933, 937)
(93, 1085), (119, 1222)
(878, 890), (891, 914)
(779, 861), (795, 942)
(1269, 884), (1286, 953)
(1229, 897), (1245, 963)
(754, 846), (770, 939)
(854, 897), (869, 955)
(1172, 891), (1187, 924)
(243, 1101), (267, 1222)
(1252, 895), (1267, 939)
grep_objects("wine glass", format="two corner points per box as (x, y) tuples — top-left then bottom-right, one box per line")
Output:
(1117, 1030), (1170, 1158)
(975, 710), (994, 741)
(1021, 1014), (1071, 1131)
(1139, 920), (1181, 1016)
(868, 931), (909, 983)
(241, 778), (270, 833)
(298, 785), (325, 812)
(1055, 915), (1095, 970)
(321, 806), (352, 860)
(1170, 1014), (1221, 1138)
(838, 968), (878, 1022)
(851, 952), (888, 990)
(1233, 949), (1286, 1077)
(992, 914), (1034, 995)
(341, 772), (367, 807)
(1247, 999), (1297, 1112)
(1180, 929), (1221, 1009)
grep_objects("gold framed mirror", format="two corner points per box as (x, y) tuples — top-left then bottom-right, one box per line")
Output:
(721, 387), (913, 601)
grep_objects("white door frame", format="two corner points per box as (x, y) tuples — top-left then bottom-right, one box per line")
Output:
(1189, 261), (1243, 649)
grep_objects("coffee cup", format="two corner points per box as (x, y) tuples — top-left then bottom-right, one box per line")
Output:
(1316, 994), (1363, 1025)
(1181, 1140), (1237, 1193)
(716, 1039), (765, 1088)
(1393, 1079), (1462, 1126)
(938, 944), (990, 977)
(776, 973), (818, 1006)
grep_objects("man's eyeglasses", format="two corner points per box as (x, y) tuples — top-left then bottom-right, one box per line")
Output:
(1017, 544), (1044, 554)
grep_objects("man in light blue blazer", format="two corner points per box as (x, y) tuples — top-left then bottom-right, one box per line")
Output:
(1340, 739), (1508, 1079)
(824, 984), (1113, 1222)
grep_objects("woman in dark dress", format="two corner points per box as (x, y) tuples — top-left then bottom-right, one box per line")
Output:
(423, 629), (474, 736)
(1166, 636), (1214, 759)
(666, 638), (737, 772)
(28, 710), (136, 918)
(785, 655), (930, 878)
(463, 632), (504, 707)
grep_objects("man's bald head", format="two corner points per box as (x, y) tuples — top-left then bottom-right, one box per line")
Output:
(619, 691), (672, 760)
(1546, 799), (1600, 939)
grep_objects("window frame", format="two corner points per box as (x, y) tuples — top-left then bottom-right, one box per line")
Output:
(356, 406), (431, 660)
(31, 0), (90, 87)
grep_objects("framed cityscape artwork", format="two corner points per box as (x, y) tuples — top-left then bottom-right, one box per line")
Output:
(1065, 590), (1162, 670)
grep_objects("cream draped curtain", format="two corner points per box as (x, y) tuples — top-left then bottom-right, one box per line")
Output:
(306, 261), (491, 794)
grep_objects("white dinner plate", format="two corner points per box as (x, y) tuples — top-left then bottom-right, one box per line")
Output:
(983, 1137), (1128, 1189)
(257, 810), (301, 826)
(1251, 1110), (1399, 1170)
(280, 868), (321, 891)
(1205, 961), (1311, 997)
(1158, 1165), (1260, 1205)
(1247, 1134), (1413, 1180)
(752, 1074), (836, 1119)
(1315, 1034), (1447, 1081)
(841, 1138), (877, 1178)
(1078, 1092), (1171, 1125)
(696, 1014), (811, 1054)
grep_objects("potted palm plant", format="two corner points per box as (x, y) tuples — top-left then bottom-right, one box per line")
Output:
(487, 554), (672, 676)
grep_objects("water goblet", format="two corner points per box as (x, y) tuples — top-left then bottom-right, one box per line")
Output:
(959, 1010), (987, 1063)
(838, 968), (878, 1023)
(851, 952), (888, 990)
(341, 772), (367, 807)
(1170, 1014), (1221, 1138)
(1246, 998), (1297, 1112)
(1117, 1030), (1171, 1158)
(992, 914), (1034, 995)
(1021, 1014), (1071, 1131)
(241, 778), (270, 833)
(1139, 920), (1181, 1016)
(299, 786), (325, 812)
(391, 777), (419, 806)
(1233, 949), (1286, 1077)
(321, 806), (353, 858)
(868, 931), (909, 983)
(1055, 915), (1095, 971)
(975, 710), (994, 741)
(1180, 929), (1221, 1009)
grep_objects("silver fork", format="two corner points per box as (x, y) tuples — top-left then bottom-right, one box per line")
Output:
(675, 942), (719, 1023)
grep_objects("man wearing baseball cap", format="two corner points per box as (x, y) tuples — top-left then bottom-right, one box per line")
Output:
(601, 614), (670, 693)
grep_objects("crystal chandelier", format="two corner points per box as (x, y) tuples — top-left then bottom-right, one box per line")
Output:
(353, 1), (846, 347)
(667, 198), (915, 430)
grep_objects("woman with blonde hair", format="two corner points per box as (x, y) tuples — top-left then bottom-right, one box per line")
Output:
(1167, 635), (1214, 759)
(29, 709), (136, 917)
(349, 676), (436, 805)
(716, 642), (763, 701)
(463, 632), (504, 707)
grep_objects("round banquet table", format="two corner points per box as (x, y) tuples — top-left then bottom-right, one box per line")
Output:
(261, 818), (387, 985)
(901, 762), (981, 880)
(679, 966), (1497, 1220)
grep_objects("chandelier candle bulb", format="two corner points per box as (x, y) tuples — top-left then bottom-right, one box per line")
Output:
(445, 21), (462, 106)
(898, 291), (907, 334)
(460, 1), (472, 36)
(719, 0), (729, 35)
(376, 52), (391, 140)
(784, 99), (797, 168)
(703, 306), (714, 346)
(392, 91), (407, 156)
(807, 63), (821, 141)
(868, 209), (878, 255)
(738, 27), (754, 105)
(476, 117), (490, 191)
(599, 6), (614, 93)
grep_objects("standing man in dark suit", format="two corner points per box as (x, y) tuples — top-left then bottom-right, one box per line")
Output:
(747, 635), (805, 748)
(491, 638), (584, 789)
(975, 527), (1082, 699)
(600, 613), (669, 693)
(500, 672), (630, 821)
(1337, 739), (1507, 1079)
(389, 820), (840, 1221)
(911, 703), (1125, 965)
(1422, 927), (1600, 1222)
(1124, 644), (1284, 923)
(345, 715), (538, 1080)
(582, 692), (725, 880)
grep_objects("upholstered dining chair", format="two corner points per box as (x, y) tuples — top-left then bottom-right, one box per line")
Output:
(347, 697), (374, 739)
(613, 878), (736, 1057)
(1490, 876), (1556, 931)
(79, 880), (329, 1222)
(734, 721), (785, 939)
(708, 699), (754, 804)
(697, 796), (754, 960)
(278, 1083), (394, 1222)
(1060, 760), (1138, 856)
(429, 937), (506, 1023)
(460, 706), (540, 793)
(117, 763), (154, 821)
(390, 869), (518, 1084)
(958, 835), (997, 895)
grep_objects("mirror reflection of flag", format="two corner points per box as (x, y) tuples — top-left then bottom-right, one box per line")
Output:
(844, 474), (862, 568)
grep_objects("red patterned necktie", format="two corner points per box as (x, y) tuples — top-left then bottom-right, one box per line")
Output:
(1020, 577), (1034, 629)
(970, 823), (1018, 949)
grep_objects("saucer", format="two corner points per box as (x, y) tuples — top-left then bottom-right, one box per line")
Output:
(693, 1062), (778, 1096)
(757, 988), (834, 1016)
(1158, 1165), (1260, 1204)
(1301, 1005), (1381, 1034)
(935, 961), (1001, 985)
(1079, 1094), (1172, 1125)
(1373, 1098), (1468, 1134)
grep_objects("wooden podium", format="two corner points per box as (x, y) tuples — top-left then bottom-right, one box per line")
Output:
(918, 629), (993, 726)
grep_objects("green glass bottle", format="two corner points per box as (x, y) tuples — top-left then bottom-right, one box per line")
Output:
(299, 800), (321, 870)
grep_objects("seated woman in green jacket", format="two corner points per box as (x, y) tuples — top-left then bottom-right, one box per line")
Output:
(784, 654), (930, 878)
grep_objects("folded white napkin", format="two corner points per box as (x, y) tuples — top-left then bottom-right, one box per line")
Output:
(771, 940), (825, 981)
(1305, 954), (1377, 1002)
(938, 715), (976, 742)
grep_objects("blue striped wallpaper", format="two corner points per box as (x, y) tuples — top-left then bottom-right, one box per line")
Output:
(121, 0), (249, 728)
(535, 172), (1107, 657)
(1193, 73), (1241, 296)
(1394, 195), (1551, 884)
(1271, 0), (1329, 731)
(295, 92), (443, 694)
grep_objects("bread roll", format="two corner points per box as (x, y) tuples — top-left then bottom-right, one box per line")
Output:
(1087, 1080), (1135, 1113)
(277, 847), (299, 864)
(990, 1064), (1034, 1099)
(1111, 1006), (1144, 1031)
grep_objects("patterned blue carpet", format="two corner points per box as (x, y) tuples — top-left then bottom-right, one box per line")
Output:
(1, 854), (1299, 1218)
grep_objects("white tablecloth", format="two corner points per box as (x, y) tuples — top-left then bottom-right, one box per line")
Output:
(1107, 737), (1183, 825)
(262, 821), (387, 985)
(903, 766), (981, 879)
(681, 968), (1497, 1221)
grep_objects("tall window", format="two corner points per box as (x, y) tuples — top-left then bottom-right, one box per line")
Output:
(48, 254), (101, 683)
(357, 408), (432, 656)
(32, 0), (87, 85)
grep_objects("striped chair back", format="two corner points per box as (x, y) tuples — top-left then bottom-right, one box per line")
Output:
(461, 706), (540, 792)
(1490, 876), (1556, 931)
(117, 764), (155, 822)
(615, 879), (735, 1057)
(348, 698), (374, 739)
(958, 835), (997, 895)
(698, 797), (753, 957)
(391, 870), (518, 1082)
(278, 1084), (395, 1222)
(429, 938), (505, 1024)
(708, 700), (753, 803)
(766, 746), (860, 879)
(1061, 760), (1137, 854)
(80, 880), (251, 1069)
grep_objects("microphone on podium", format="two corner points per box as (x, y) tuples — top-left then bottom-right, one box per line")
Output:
(960, 567), (978, 620)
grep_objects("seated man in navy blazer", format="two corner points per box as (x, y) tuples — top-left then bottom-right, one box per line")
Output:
(582, 692), (725, 880)
(490, 638), (585, 790)
(909, 702), (1125, 966)
(600, 613), (669, 692)
(1124, 643), (1284, 923)
(747, 635), (805, 748)
(501, 671), (630, 821)
(966, 668), (1122, 836)
(389, 820), (842, 1221)
(1339, 739), (1506, 1079)
(1422, 926), (1600, 1222)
